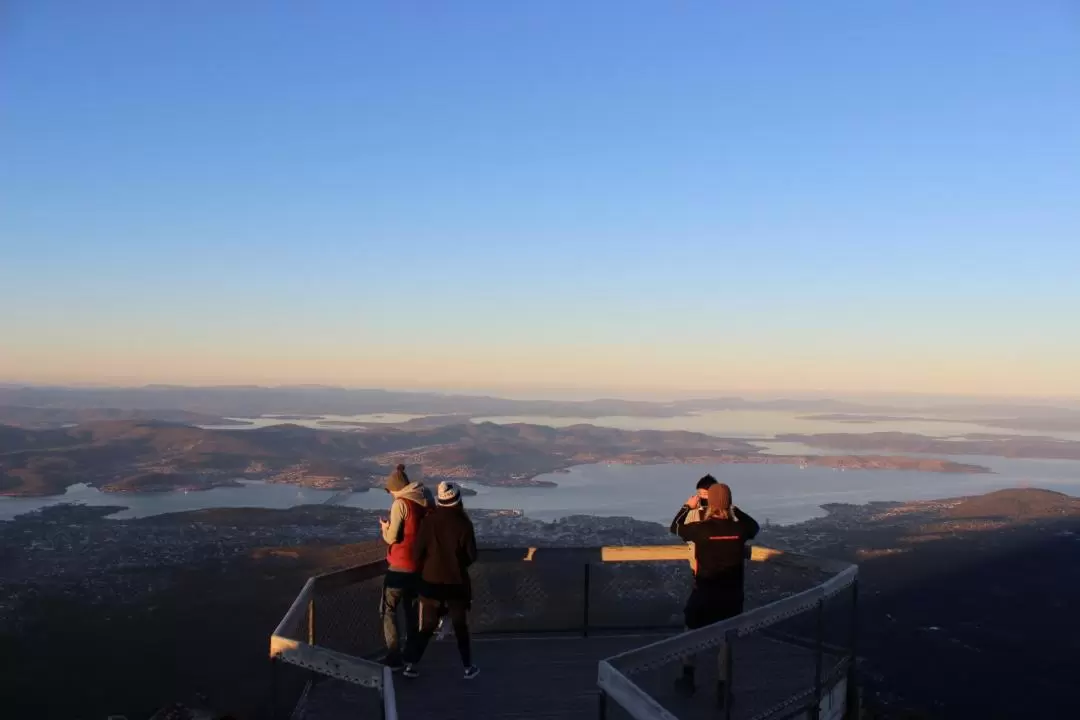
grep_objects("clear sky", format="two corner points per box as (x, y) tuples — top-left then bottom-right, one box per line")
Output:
(2, 1), (1078, 396)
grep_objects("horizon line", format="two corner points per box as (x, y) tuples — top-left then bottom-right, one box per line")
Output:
(1, 380), (1078, 404)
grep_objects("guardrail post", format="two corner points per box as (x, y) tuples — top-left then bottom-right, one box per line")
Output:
(307, 595), (318, 690)
(846, 580), (859, 719)
(270, 658), (280, 720)
(381, 665), (398, 720)
(597, 688), (607, 719)
(723, 628), (736, 720)
(812, 597), (825, 720)
(582, 563), (591, 638)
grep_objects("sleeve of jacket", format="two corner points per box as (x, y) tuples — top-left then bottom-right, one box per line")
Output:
(675, 515), (705, 542)
(669, 505), (691, 535)
(733, 506), (761, 541)
(382, 497), (407, 545)
(461, 518), (478, 568)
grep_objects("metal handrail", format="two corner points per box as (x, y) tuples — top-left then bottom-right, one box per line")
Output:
(597, 660), (679, 720)
(597, 551), (858, 720)
(606, 564), (856, 675)
(270, 543), (857, 720)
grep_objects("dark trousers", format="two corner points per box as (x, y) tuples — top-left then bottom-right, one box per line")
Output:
(405, 596), (472, 667)
(682, 584), (742, 676)
(381, 571), (418, 662)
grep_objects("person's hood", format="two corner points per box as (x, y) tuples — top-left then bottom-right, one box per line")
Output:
(392, 481), (430, 507)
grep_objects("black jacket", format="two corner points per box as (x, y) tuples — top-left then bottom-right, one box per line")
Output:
(413, 504), (478, 600)
(669, 502), (707, 534)
(675, 506), (760, 590)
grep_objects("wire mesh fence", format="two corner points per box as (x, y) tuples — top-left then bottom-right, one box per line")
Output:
(470, 556), (587, 633)
(604, 568), (857, 720)
(303, 547), (844, 652)
(588, 559), (689, 630)
(274, 591), (312, 643)
(275, 545), (857, 720)
(311, 571), (386, 659)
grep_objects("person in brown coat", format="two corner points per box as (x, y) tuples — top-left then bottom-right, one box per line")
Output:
(402, 481), (480, 680)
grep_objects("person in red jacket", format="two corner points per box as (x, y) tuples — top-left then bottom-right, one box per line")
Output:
(378, 464), (432, 671)
(673, 482), (760, 701)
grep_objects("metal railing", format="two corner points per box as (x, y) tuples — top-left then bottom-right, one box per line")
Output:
(269, 542), (857, 720)
(597, 550), (858, 720)
(269, 544), (394, 720)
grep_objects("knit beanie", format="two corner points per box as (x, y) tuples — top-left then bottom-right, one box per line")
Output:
(707, 483), (732, 515)
(437, 481), (462, 507)
(386, 464), (409, 493)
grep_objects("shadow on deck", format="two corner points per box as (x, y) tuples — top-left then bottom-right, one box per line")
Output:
(302, 635), (659, 720)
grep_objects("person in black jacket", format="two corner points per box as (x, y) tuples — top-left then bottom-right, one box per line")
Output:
(672, 482), (760, 699)
(402, 481), (479, 680)
(669, 474), (719, 574)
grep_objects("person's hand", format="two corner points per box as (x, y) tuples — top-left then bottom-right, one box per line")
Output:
(379, 517), (389, 532)
(686, 495), (701, 509)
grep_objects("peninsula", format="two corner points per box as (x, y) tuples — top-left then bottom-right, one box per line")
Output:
(0, 420), (992, 498)
(778, 431), (1080, 461)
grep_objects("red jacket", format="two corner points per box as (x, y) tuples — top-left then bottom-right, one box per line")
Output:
(386, 496), (428, 572)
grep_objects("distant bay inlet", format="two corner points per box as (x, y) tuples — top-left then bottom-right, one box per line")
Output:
(3, 451), (1079, 525)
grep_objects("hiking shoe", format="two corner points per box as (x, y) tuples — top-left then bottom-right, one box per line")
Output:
(402, 664), (420, 679)
(463, 665), (480, 680)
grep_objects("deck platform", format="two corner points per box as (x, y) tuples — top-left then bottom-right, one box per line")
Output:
(296, 632), (839, 720)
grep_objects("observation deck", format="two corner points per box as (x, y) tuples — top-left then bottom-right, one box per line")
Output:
(269, 543), (858, 720)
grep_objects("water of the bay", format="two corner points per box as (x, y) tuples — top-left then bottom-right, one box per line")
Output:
(197, 413), (431, 430)
(6, 410), (1080, 524)
(4, 450), (1079, 525)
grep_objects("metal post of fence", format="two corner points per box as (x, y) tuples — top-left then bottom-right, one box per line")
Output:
(723, 628), (736, 720)
(270, 658), (280, 720)
(812, 597), (825, 720)
(307, 596), (318, 689)
(846, 580), (859, 720)
(583, 563), (592, 637)
(597, 688), (608, 720)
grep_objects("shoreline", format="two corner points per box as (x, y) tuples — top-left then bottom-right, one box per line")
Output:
(0, 449), (990, 501)
(9, 483), (1078, 530)
(7, 479), (1078, 528)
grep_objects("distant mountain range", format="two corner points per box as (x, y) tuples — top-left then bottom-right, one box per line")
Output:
(0, 405), (246, 429)
(779, 431), (1080, 460)
(1, 384), (1078, 423)
(0, 385), (876, 418)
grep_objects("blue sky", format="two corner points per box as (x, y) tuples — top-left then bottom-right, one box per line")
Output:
(2, 1), (1078, 394)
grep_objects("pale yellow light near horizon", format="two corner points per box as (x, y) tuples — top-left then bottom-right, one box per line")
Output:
(3, 341), (1078, 397)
